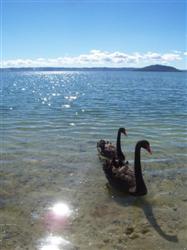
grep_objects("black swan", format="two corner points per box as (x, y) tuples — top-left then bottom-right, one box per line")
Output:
(97, 127), (127, 163)
(103, 140), (152, 196)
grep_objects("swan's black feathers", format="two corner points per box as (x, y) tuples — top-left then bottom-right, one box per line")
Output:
(97, 139), (116, 160)
(97, 128), (127, 162)
(103, 159), (135, 192)
(100, 140), (151, 196)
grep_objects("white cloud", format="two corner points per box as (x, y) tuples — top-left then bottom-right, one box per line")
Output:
(144, 52), (181, 62)
(161, 53), (181, 61)
(1, 50), (184, 68)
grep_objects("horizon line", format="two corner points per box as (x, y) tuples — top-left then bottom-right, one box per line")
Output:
(1, 64), (186, 71)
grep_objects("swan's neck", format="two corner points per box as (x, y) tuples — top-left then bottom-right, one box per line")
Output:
(116, 130), (125, 161)
(134, 144), (147, 195)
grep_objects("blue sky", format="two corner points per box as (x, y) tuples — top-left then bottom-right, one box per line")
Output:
(1, 0), (187, 68)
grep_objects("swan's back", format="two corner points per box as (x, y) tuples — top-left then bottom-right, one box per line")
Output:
(103, 160), (135, 192)
(97, 139), (116, 159)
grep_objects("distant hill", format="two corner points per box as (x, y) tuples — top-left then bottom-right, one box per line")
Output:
(136, 64), (181, 72)
(0, 64), (182, 72)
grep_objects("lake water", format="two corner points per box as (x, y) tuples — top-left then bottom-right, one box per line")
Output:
(0, 70), (187, 250)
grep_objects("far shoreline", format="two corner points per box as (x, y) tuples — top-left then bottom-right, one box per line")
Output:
(0, 64), (186, 73)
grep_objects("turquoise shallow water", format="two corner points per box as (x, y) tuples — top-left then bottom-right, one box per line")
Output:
(0, 71), (187, 249)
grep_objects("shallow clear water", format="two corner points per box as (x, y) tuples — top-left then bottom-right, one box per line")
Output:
(0, 70), (187, 249)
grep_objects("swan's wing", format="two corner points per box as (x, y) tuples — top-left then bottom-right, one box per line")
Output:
(112, 164), (135, 187)
(97, 140), (116, 159)
(104, 143), (115, 152)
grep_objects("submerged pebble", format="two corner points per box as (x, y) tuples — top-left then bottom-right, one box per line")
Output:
(125, 226), (134, 235)
(129, 232), (140, 239)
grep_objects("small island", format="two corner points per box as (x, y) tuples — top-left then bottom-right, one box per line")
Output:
(135, 64), (181, 72)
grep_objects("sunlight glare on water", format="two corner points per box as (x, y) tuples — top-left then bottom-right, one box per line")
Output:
(39, 235), (71, 250)
(50, 203), (72, 217)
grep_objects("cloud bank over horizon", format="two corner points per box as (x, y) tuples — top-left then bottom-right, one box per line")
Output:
(1, 50), (186, 68)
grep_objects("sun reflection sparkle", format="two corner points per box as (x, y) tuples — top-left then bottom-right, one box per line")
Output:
(44, 202), (72, 231)
(39, 235), (71, 250)
(51, 203), (72, 217)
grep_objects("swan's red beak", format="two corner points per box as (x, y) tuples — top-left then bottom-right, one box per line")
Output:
(146, 145), (152, 154)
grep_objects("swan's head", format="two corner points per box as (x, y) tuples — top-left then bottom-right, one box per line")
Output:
(140, 140), (152, 154)
(119, 127), (127, 136)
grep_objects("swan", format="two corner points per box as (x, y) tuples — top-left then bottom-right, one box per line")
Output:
(97, 128), (127, 163)
(103, 140), (152, 196)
